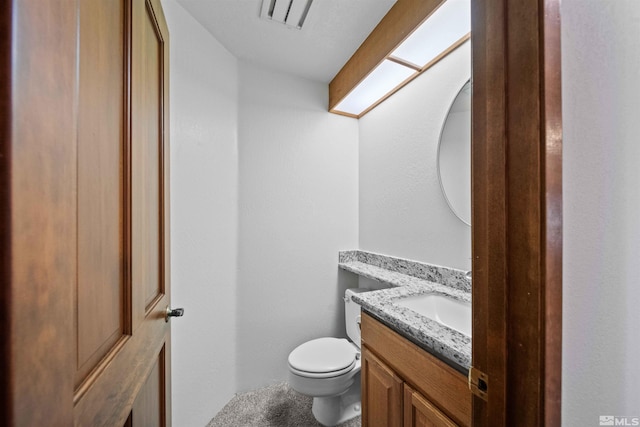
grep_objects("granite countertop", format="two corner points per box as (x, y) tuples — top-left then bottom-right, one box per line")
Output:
(339, 250), (471, 372)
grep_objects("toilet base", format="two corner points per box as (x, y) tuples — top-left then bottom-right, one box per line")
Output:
(311, 378), (361, 426)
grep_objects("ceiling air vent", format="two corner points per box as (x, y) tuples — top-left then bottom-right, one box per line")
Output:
(260, 0), (314, 29)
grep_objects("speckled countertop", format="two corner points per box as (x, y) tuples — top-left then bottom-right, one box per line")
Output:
(339, 250), (471, 372)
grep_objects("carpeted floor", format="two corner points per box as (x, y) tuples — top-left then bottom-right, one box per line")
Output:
(206, 382), (361, 427)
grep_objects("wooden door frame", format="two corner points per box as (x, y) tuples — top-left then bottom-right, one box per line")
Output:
(471, 0), (562, 425)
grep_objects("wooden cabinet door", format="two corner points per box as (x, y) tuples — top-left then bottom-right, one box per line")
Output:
(404, 384), (458, 427)
(1, 0), (172, 425)
(361, 346), (403, 427)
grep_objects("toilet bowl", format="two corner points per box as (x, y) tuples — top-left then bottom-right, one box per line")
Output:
(287, 288), (368, 426)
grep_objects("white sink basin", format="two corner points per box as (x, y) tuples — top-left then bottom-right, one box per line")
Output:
(394, 293), (471, 337)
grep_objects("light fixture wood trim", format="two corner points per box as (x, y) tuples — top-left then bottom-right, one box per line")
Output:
(387, 55), (422, 72)
(328, 0), (445, 111)
(330, 110), (360, 119)
(331, 33), (469, 119)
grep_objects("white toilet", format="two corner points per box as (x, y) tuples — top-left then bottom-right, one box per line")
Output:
(287, 288), (368, 426)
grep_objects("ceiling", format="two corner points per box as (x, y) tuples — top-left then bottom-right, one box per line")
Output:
(175, 0), (397, 83)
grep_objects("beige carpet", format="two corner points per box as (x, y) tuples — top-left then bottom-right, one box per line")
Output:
(207, 382), (361, 427)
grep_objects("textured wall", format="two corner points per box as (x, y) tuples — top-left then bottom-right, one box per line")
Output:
(562, 0), (640, 424)
(162, 0), (239, 424)
(236, 61), (359, 392)
(358, 41), (472, 271)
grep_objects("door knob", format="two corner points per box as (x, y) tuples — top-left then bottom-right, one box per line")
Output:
(165, 306), (184, 322)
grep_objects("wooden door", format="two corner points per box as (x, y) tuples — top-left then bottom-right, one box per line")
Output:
(361, 347), (403, 427)
(0, 0), (172, 425)
(404, 384), (458, 427)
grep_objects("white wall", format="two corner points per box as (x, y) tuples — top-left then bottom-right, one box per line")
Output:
(162, 0), (239, 424)
(562, 1), (640, 424)
(358, 41), (472, 271)
(236, 61), (359, 392)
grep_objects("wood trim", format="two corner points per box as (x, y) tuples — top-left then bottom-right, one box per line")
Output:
(0, 1), (13, 419)
(470, 0), (507, 422)
(329, 110), (360, 119)
(150, 0), (172, 423)
(387, 55), (421, 72)
(541, 0), (563, 424)
(73, 335), (130, 404)
(328, 0), (444, 110)
(123, 0), (134, 338)
(143, 0), (167, 312)
(420, 33), (470, 73)
(471, 0), (562, 425)
(344, 69), (421, 118)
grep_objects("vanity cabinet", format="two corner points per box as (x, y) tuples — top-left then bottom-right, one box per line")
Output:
(361, 313), (471, 427)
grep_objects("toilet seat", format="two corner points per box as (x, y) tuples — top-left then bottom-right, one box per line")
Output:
(288, 337), (357, 379)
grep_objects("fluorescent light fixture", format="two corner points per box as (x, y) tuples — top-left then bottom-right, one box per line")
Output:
(332, 60), (416, 116)
(330, 0), (470, 117)
(391, 0), (470, 67)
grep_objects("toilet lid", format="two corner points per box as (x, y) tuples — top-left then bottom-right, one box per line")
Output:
(288, 338), (356, 375)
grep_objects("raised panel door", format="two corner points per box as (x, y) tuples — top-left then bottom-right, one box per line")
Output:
(0, 0), (173, 425)
(73, 0), (172, 425)
(404, 384), (458, 427)
(361, 346), (403, 427)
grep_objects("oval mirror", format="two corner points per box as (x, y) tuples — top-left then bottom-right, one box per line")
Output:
(437, 79), (471, 226)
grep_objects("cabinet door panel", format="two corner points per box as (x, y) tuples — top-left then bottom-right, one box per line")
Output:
(404, 384), (458, 427)
(362, 346), (403, 427)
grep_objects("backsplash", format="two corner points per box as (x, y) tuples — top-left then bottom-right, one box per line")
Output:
(339, 250), (471, 293)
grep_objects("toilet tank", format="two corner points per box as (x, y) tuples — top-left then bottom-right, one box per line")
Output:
(344, 288), (369, 348)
